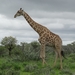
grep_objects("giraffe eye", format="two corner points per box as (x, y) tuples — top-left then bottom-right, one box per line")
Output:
(18, 11), (20, 13)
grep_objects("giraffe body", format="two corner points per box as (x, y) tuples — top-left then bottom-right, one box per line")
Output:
(14, 8), (63, 69)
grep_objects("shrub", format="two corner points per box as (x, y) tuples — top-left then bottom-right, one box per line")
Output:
(0, 62), (12, 70)
(24, 64), (38, 72)
(31, 66), (55, 75)
(0, 71), (2, 75)
(22, 62), (28, 66)
(13, 63), (21, 70)
(0, 46), (6, 57)
(60, 69), (73, 75)
(0, 63), (6, 70)
(69, 63), (75, 69)
(69, 53), (75, 60)
(6, 69), (20, 75)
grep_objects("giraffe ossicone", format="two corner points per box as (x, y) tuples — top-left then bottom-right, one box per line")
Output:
(14, 8), (64, 69)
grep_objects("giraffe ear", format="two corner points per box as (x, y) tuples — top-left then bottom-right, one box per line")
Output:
(20, 8), (22, 10)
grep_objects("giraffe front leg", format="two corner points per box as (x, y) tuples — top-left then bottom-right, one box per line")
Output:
(39, 44), (43, 59)
(40, 44), (47, 65)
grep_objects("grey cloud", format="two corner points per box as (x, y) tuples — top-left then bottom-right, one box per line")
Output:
(51, 28), (75, 42)
(0, 0), (75, 45)
(0, 0), (75, 18)
(52, 28), (75, 34)
(27, 0), (75, 12)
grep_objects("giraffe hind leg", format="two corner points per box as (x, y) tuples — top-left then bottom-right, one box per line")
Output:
(53, 50), (58, 68)
(59, 51), (63, 69)
(56, 48), (63, 69)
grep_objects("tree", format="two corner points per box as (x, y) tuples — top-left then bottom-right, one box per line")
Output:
(1, 36), (17, 56)
(30, 41), (40, 49)
(20, 42), (27, 51)
(0, 46), (6, 57)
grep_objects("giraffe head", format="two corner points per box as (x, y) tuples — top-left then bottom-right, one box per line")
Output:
(14, 8), (24, 18)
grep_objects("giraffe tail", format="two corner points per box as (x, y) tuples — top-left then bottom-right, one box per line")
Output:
(61, 51), (67, 59)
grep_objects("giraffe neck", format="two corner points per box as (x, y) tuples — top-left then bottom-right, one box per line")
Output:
(22, 11), (44, 35)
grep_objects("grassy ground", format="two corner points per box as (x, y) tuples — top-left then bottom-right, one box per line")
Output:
(0, 53), (75, 75)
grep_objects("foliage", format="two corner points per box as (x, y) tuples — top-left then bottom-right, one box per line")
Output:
(14, 41), (40, 61)
(60, 69), (73, 75)
(0, 46), (6, 57)
(0, 52), (75, 75)
(0, 69), (20, 75)
(63, 41), (75, 55)
(1, 36), (17, 56)
(24, 64), (38, 72)
(13, 64), (21, 70)
(0, 38), (75, 75)
(30, 41), (40, 49)
(1, 36), (17, 46)
(6, 70), (20, 75)
(31, 66), (55, 75)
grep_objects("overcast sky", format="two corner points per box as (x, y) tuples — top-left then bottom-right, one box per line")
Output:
(0, 0), (75, 45)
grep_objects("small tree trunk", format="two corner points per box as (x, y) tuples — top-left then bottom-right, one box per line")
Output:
(8, 48), (12, 56)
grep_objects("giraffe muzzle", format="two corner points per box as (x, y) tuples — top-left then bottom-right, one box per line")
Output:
(14, 15), (16, 18)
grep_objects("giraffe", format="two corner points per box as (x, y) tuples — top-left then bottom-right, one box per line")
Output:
(14, 8), (64, 69)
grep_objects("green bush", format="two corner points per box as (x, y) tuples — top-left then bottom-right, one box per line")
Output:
(24, 64), (38, 72)
(0, 63), (6, 70)
(6, 70), (20, 75)
(69, 53), (75, 60)
(13, 64), (21, 70)
(0, 62), (12, 70)
(60, 69), (73, 75)
(0, 71), (2, 75)
(22, 62), (28, 66)
(0, 46), (7, 57)
(31, 66), (55, 75)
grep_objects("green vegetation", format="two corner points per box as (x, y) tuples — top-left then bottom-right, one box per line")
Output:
(0, 53), (75, 75)
(0, 36), (75, 75)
